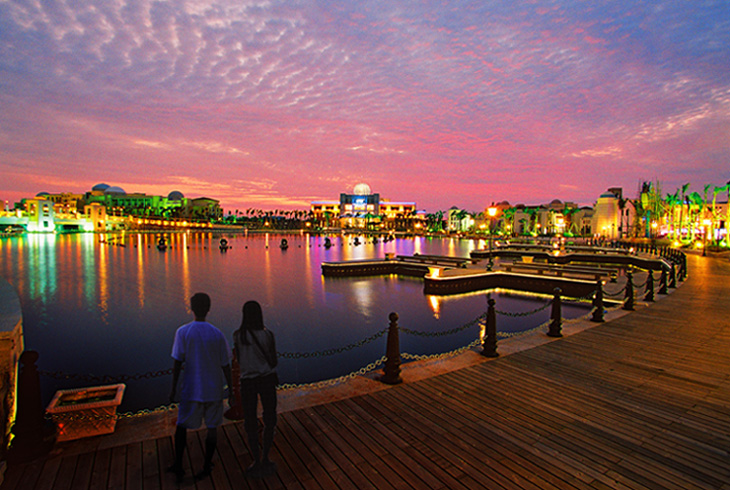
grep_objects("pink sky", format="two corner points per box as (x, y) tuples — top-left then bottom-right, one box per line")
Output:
(1, 0), (729, 213)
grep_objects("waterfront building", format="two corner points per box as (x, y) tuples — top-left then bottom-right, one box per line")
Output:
(82, 185), (222, 221)
(447, 206), (474, 233)
(592, 188), (636, 239)
(310, 183), (419, 230)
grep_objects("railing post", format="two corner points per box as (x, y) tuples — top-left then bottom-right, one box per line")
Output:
(547, 287), (562, 338)
(623, 271), (634, 311)
(678, 259), (686, 282)
(644, 270), (655, 302)
(481, 295), (499, 358)
(669, 263), (677, 289)
(591, 280), (604, 323)
(7, 351), (55, 462)
(659, 267), (668, 295)
(380, 312), (402, 385)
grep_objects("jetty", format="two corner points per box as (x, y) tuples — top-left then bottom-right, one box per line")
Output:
(2, 253), (729, 489)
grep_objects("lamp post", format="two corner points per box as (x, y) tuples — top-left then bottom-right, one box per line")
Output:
(487, 206), (497, 271)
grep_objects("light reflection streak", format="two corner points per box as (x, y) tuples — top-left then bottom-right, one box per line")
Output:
(136, 234), (145, 308)
(428, 295), (441, 319)
(97, 235), (109, 323)
(181, 233), (190, 303)
(302, 234), (315, 309)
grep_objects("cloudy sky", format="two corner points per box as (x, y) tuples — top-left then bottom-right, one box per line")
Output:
(1, 0), (728, 213)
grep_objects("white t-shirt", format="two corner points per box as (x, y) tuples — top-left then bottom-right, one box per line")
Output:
(235, 329), (277, 380)
(172, 321), (231, 402)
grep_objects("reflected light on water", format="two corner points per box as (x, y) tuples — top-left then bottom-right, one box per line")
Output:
(0, 233), (592, 412)
(136, 234), (145, 309)
(428, 295), (441, 319)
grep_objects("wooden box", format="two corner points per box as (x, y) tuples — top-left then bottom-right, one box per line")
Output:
(46, 384), (125, 441)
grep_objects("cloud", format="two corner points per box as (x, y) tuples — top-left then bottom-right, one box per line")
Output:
(1, 0), (729, 211)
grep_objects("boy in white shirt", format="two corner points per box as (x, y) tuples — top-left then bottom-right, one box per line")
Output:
(168, 293), (232, 482)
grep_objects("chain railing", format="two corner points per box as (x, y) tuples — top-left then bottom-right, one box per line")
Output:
(277, 328), (388, 359)
(38, 368), (173, 384)
(27, 276), (669, 429)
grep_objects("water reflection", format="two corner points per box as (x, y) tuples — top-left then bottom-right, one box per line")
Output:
(0, 232), (588, 411)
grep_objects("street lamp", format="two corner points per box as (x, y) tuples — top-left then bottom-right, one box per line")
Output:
(487, 206), (497, 271)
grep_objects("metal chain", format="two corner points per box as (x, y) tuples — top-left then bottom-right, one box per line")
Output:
(401, 338), (483, 361)
(39, 368), (173, 384)
(603, 285), (626, 297)
(497, 322), (549, 339)
(278, 357), (387, 391)
(400, 312), (486, 337)
(278, 328), (388, 359)
(495, 300), (551, 317)
(43, 403), (177, 422)
(632, 279), (648, 289)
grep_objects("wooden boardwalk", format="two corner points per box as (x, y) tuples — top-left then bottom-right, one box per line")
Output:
(3, 253), (730, 489)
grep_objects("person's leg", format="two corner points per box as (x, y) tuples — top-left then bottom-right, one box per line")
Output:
(241, 379), (261, 472)
(167, 425), (186, 482)
(196, 400), (224, 479)
(196, 427), (217, 478)
(260, 375), (278, 471)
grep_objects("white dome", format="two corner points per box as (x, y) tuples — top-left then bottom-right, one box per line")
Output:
(353, 183), (371, 195)
(104, 186), (126, 195)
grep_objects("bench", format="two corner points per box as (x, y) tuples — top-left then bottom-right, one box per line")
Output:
(503, 262), (618, 281)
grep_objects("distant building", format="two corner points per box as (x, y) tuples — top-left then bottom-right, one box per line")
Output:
(592, 188), (636, 239)
(82, 185), (222, 221)
(310, 183), (419, 230)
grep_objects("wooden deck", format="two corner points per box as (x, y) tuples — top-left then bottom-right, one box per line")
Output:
(3, 253), (730, 489)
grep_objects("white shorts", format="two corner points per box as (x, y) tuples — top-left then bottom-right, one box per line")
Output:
(177, 400), (224, 429)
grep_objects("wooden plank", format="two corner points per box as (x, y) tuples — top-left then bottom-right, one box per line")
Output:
(156, 437), (179, 490)
(69, 452), (94, 490)
(107, 446), (126, 490)
(124, 443), (142, 490)
(88, 448), (111, 490)
(141, 439), (160, 490)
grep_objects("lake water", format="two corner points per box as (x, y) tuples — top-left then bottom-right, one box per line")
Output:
(0, 232), (589, 412)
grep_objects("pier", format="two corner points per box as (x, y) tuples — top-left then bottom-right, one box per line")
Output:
(2, 252), (729, 489)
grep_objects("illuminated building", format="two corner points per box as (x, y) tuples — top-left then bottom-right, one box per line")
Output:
(592, 188), (636, 239)
(82, 184), (222, 221)
(310, 183), (420, 230)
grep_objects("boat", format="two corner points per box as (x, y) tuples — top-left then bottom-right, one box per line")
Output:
(280, 238), (289, 250)
(219, 238), (230, 251)
(157, 237), (167, 251)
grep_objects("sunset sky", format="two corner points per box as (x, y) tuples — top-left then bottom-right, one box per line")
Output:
(1, 0), (728, 213)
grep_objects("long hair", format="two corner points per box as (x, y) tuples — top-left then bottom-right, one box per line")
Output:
(237, 300), (264, 345)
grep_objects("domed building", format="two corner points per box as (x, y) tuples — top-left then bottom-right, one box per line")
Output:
(104, 186), (126, 195)
(310, 183), (418, 231)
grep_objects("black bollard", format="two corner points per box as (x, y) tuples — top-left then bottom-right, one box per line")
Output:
(644, 270), (655, 302)
(591, 280), (605, 323)
(380, 313), (402, 385)
(623, 271), (635, 311)
(8, 351), (55, 462)
(659, 267), (668, 295)
(669, 263), (677, 289)
(481, 295), (499, 357)
(547, 288), (563, 338)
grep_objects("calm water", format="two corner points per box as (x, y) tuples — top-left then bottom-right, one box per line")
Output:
(0, 232), (588, 411)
